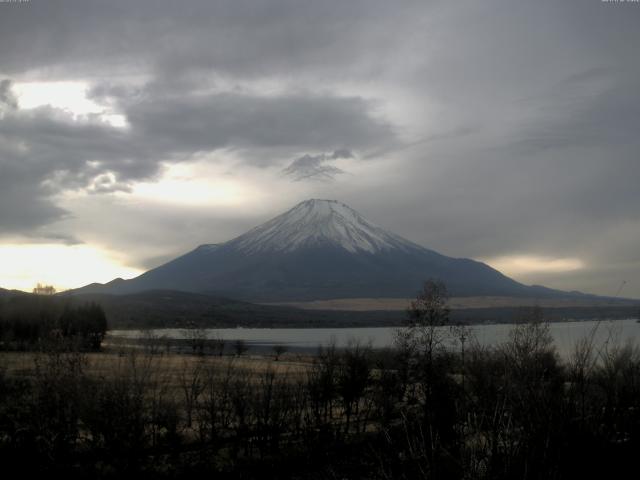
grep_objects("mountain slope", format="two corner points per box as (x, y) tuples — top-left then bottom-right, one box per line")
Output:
(74, 199), (576, 301)
(0, 287), (28, 299)
(70, 289), (406, 328)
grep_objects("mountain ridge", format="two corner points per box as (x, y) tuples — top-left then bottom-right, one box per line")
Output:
(71, 199), (595, 301)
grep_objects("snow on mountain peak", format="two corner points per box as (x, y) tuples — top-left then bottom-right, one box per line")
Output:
(229, 199), (420, 254)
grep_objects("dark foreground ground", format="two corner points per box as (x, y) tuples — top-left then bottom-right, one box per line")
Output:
(2, 318), (640, 479)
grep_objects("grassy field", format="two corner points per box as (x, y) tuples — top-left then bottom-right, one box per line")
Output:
(1, 348), (314, 382)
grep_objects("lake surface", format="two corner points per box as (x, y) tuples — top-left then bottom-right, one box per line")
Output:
(109, 318), (640, 357)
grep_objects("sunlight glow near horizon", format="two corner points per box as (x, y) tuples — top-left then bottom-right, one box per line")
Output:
(124, 162), (254, 207)
(0, 244), (142, 292)
(483, 254), (585, 277)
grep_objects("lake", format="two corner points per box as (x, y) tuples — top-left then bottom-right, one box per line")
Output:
(109, 318), (640, 357)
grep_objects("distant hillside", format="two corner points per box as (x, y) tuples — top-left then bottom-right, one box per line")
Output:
(71, 290), (404, 329)
(0, 287), (28, 299)
(2, 287), (635, 329)
(71, 289), (640, 329)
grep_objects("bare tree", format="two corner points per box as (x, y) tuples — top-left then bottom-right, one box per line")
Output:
(198, 359), (235, 443)
(405, 279), (450, 366)
(337, 340), (372, 435)
(184, 323), (207, 356)
(233, 339), (249, 356)
(211, 333), (226, 356)
(272, 344), (288, 361)
(141, 328), (164, 355)
(179, 359), (204, 430)
(450, 322), (474, 389)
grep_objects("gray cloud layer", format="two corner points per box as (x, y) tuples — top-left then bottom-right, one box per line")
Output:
(1, 0), (640, 296)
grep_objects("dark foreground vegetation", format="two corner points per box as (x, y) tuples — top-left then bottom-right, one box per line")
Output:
(1, 283), (640, 478)
(0, 295), (107, 351)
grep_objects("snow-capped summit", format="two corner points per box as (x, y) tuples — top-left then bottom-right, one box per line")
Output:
(230, 199), (419, 254)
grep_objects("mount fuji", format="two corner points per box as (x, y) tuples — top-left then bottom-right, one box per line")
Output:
(75, 199), (570, 301)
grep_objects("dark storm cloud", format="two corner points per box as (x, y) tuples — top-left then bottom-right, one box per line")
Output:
(0, 79), (18, 110)
(0, 102), (146, 233)
(123, 93), (393, 154)
(92, 83), (395, 160)
(0, 177), (67, 232)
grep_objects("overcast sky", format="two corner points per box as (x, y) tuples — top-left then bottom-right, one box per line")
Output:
(1, 0), (639, 297)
